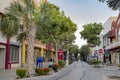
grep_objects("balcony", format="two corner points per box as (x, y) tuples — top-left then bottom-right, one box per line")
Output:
(106, 40), (120, 51)
(108, 30), (115, 38)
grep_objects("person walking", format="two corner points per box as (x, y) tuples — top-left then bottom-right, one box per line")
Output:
(36, 56), (43, 68)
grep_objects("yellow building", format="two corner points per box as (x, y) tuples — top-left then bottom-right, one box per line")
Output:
(21, 40), (55, 66)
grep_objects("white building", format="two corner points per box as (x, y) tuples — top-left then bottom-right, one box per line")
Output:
(102, 17), (117, 64)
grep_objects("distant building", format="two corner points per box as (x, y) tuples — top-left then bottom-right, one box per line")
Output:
(93, 34), (104, 62)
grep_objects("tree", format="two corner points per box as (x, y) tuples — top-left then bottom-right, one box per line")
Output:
(0, 0), (40, 77)
(98, 0), (120, 10)
(80, 23), (103, 47)
(69, 45), (79, 58)
(36, 3), (77, 62)
(79, 45), (90, 61)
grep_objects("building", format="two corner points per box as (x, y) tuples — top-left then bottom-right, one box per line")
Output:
(102, 17), (118, 64)
(104, 12), (120, 64)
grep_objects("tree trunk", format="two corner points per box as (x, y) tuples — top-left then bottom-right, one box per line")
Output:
(55, 43), (58, 63)
(26, 24), (36, 77)
(51, 35), (58, 63)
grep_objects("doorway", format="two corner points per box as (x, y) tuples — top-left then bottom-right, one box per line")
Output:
(0, 48), (5, 69)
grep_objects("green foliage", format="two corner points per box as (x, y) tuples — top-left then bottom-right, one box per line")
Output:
(0, 14), (20, 38)
(44, 68), (50, 74)
(16, 69), (26, 78)
(79, 45), (90, 60)
(36, 3), (77, 47)
(35, 68), (44, 75)
(92, 60), (102, 65)
(69, 45), (79, 58)
(35, 68), (50, 75)
(88, 60), (102, 67)
(58, 60), (66, 68)
(98, 0), (120, 10)
(80, 23), (103, 47)
(118, 64), (120, 68)
(69, 60), (73, 64)
(53, 63), (60, 69)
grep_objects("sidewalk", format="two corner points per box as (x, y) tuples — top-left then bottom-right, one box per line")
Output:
(0, 62), (77, 80)
(0, 68), (17, 80)
(19, 62), (77, 80)
(91, 64), (119, 71)
(102, 65), (119, 71)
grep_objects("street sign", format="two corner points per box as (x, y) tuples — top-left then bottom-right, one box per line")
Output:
(99, 49), (102, 53)
(57, 49), (63, 60)
(58, 49), (63, 55)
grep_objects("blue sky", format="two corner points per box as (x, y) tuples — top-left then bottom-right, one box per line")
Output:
(48, 0), (118, 48)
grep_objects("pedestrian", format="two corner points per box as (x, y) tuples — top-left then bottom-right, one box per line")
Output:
(36, 56), (43, 68)
(48, 59), (58, 72)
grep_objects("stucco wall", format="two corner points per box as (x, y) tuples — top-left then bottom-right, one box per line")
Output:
(0, 0), (12, 12)
(111, 52), (118, 64)
(103, 17), (117, 36)
(0, 32), (6, 43)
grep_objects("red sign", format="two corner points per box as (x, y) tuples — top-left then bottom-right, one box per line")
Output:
(46, 44), (51, 50)
(58, 49), (63, 55)
(57, 49), (63, 60)
(99, 49), (102, 53)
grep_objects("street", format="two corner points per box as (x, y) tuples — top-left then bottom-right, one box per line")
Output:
(57, 61), (120, 80)
(1, 60), (120, 80)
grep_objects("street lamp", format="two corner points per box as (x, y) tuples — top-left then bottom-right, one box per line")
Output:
(64, 39), (69, 66)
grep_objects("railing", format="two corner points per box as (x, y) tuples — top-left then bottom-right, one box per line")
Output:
(108, 30), (115, 38)
(106, 40), (120, 50)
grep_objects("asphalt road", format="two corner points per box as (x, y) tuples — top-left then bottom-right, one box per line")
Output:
(58, 61), (120, 80)
(57, 60), (84, 80)
(18, 61), (120, 80)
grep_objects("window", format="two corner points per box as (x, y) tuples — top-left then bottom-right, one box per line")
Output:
(9, 46), (19, 63)
(118, 29), (120, 40)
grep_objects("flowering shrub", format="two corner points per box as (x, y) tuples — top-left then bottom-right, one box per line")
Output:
(35, 68), (50, 75)
(35, 68), (44, 75)
(44, 68), (50, 74)
(58, 60), (66, 68)
(53, 63), (60, 69)
(16, 69), (26, 78)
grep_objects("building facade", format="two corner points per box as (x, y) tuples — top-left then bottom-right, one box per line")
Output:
(102, 17), (118, 64)
(104, 13), (120, 64)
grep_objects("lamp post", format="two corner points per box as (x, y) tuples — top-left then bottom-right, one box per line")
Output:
(64, 39), (69, 66)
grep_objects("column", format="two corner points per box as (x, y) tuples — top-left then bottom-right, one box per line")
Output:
(21, 40), (26, 66)
(40, 48), (44, 57)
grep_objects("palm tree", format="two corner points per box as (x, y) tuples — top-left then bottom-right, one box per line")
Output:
(98, 0), (120, 10)
(0, 0), (40, 77)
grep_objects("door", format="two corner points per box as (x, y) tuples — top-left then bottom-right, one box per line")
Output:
(0, 48), (5, 69)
